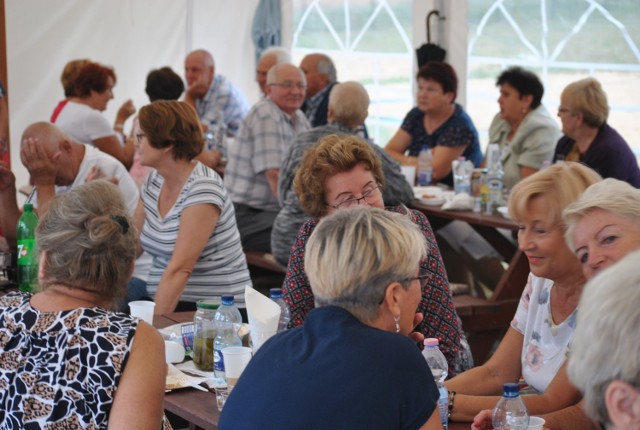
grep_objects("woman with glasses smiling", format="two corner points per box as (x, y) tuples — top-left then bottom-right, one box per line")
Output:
(281, 133), (473, 377)
(221, 207), (443, 429)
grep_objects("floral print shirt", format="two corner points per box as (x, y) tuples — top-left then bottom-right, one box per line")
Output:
(511, 274), (577, 393)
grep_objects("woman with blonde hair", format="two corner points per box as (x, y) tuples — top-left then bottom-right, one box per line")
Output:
(0, 180), (169, 428)
(446, 162), (601, 424)
(554, 77), (640, 186)
(221, 207), (443, 429)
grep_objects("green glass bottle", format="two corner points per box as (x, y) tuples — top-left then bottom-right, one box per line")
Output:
(17, 203), (39, 292)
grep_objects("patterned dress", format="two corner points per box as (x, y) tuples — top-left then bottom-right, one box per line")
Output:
(282, 205), (474, 376)
(0, 292), (171, 429)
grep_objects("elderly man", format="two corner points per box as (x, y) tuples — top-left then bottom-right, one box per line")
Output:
(299, 53), (338, 127)
(270, 81), (414, 265)
(256, 46), (291, 96)
(0, 122), (148, 303)
(224, 64), (310, 252)
(184, 49), (249, 136)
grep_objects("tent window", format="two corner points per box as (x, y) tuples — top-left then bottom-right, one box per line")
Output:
(467, 0), (640, 154)
(291, 0), (413, 146)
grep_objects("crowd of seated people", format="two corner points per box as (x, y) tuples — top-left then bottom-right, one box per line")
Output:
(2, 45), (640, 429)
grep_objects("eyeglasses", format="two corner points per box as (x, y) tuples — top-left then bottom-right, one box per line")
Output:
(326, 184), (382, 210)
(135, 133), (146, 143)
(269, 81), (306, 90)
(402, 273), (431, 289)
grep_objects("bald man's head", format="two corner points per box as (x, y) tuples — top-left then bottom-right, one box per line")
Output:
(185, 49), (215, 88)
(21, 122), (80, 185)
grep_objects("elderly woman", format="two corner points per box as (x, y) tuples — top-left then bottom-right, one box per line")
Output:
(446, 162), (601, 423)
(568, 250), (640, 430)
(0, 181), (168, 428)
(553, 77), (640, 187)
(135, 100), (251, 314)
(221, 207), (442, 429)
(283, 134), (473, 376)
(54, 62), (136, 168)
(487, 66), (560, 190)
(384, 61), (482, 186)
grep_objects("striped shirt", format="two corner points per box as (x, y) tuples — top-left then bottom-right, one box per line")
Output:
(140, 162), (252, 306)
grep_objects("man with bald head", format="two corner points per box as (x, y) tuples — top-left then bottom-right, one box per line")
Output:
(270, 81), (413, 265)
(184, 49), (249, 135)
(256, 46), (291, 96)
(0, 122), (138, 243)
(224, 64), (310, 252)
(299, 53), (338, 127)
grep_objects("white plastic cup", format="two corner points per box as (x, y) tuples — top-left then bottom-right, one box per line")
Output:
(400, 165), (416, 186)
(528, 416), (545, 430)
(164, 340), (186, 363)
(129, 300), (155, 325)
(221, 346), (252, 390)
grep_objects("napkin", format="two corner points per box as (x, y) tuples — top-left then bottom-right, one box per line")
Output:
(245, 286), (280, 351)
(442, 192), (474, 211)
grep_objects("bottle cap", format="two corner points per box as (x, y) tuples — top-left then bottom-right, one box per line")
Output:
(423, 338), (439, 347)
(196, 299), (221, 310)
(24, 203), (34, 211)
(221, 295), (235, 305)
(269, 288), (283, 299)
(502, 382), (520, 396)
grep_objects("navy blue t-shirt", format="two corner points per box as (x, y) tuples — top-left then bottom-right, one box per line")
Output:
(402, 104), (482, 186)
(219, 306), (438, 430)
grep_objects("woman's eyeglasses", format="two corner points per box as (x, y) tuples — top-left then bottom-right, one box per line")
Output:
(326, 184), (382, 210)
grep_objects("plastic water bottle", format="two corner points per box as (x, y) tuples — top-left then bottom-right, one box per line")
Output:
(453, 157), (473, 195)
(422, 338), (449, 430)
(485, 144), (504, 214)
(417, 147), (433, 186)
(17, 203), (39, 293)
(213, 295), (242, 380)
(492, 383), (530, 430)
(269, 288), (291, 332)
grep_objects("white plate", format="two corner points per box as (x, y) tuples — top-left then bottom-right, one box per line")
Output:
(413, 186), (442, 199)
(497, 206), (510, 219)
(417, 196), (446, 206)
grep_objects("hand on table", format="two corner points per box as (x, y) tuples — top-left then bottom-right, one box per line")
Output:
(20, 138), (59, 186)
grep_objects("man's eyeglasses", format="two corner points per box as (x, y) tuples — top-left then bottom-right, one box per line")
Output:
(269, 81), (306, 90)
(326, 185), (382, 210)
(135, 133), (146, 143)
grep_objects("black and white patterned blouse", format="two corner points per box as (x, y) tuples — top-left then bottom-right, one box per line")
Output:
(0, 292), (171, 429)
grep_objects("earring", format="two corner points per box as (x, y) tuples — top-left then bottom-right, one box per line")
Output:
(394, 315), (400, 333)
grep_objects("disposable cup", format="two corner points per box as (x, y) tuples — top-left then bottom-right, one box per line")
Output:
(528, 416), (545, 430)
(129, 300), (155, 325)
(221, 346), (252, 389)
(164, 340), (186, 363)
(400, 165), (416, 186)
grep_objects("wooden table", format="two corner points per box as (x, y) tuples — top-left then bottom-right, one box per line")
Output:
(410, 201), (530, 364)
(155, 312), (220, 430)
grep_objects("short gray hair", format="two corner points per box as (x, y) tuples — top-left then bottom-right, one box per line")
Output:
(305, 207), (427, 323)
(259, 46), (291, 64)
(328, 81), (369, 129)
(316, 54), (337, 83)
(568, 249), (640, 428)
(563, 178), (640, 251)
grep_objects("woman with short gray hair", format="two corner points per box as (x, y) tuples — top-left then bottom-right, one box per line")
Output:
(568, 249), (640, 430)
(220, 207), (442, 429)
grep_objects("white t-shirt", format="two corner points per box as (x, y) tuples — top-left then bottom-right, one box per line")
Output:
(26, 145), (150, 281)
(55, 101), (116, 145)
(511, 273), (577, 393)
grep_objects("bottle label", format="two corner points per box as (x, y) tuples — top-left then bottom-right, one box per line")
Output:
(214, 349), (225, 373)
(17, 239), (37, 266)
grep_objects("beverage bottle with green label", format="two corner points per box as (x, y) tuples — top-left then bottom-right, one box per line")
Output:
(17, 203), (39, 292)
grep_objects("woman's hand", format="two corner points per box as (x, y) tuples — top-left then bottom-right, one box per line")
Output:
(409, 312), (425, 345)
(471, 409), (493, 430)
